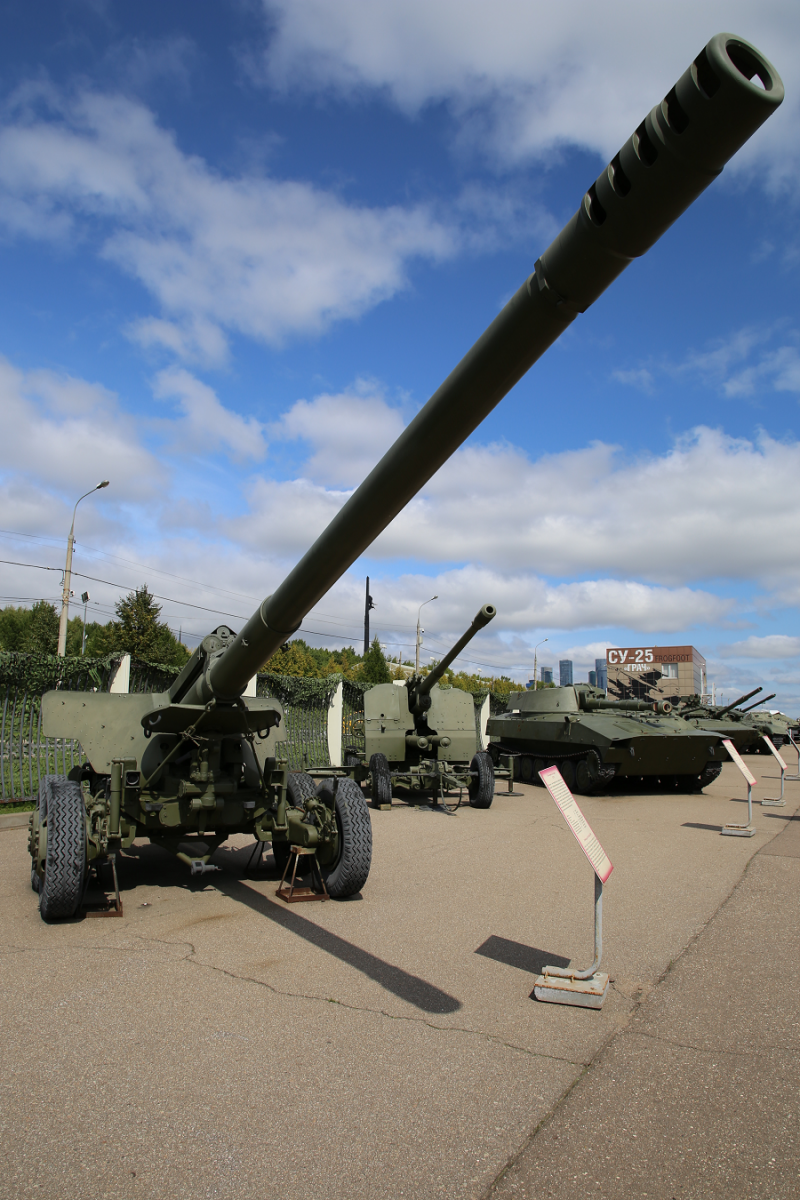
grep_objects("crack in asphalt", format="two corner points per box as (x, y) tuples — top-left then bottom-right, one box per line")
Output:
(136, 933), (588, 1068)
(624, 1027), (800, 1059)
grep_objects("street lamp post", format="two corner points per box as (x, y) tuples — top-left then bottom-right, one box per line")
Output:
(80, 591), (90, 655)
(57, 481), (110, 657)
(415, 595), (438, 674)
(533, 637), (548, 690)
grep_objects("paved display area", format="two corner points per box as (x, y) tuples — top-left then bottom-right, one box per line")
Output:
(1, 758), (798, 1199)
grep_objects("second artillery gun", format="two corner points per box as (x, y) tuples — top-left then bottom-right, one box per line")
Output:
(29, 33), (783, 919)
(345, 605), (498, 808)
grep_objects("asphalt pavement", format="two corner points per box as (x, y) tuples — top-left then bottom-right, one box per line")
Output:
(1, 755), (798, 1199)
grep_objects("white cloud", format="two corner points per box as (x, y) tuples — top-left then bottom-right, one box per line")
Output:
(720, 635), (800, 659)
(259, 1), (800, 182)
(152, 367), (268, 461)
(0, 355), (162, 503)
(270, 381), (406, 486)
(0, 88), (457, 363)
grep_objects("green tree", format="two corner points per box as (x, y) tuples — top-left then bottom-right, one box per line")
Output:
(0, 605), (31, 651)
(22, 600), (60, 655)
(361, 636), (391, 684)
(94, 586), (189, 667)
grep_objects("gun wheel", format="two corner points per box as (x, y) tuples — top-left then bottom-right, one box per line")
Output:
(315, 778), (372, 897)
(368, 753), (392, 808)
(274, 773), (319, 876)
(468, 751), (494, 808)
(38, 777), (88, 921)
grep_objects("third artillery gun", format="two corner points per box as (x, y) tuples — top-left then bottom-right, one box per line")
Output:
(30, 33), (783, 919)
(346, 604), (498, 808)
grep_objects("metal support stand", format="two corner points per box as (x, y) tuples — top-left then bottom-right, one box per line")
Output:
(534, 873), (609, 1008)
(785, 731), (800, 782)
(722, 780), (755, 836)
(277, 847), (329, 903)
(762, 735), (788, 806)
(496, 753), (523, 797)
(84, 854), (124, 918)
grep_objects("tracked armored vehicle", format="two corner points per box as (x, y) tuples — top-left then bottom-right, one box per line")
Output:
(347, 605), (497, 808)
(675, 689), (766, 754)
(486, 686), (725, 793)
(29, 33), (783, 918)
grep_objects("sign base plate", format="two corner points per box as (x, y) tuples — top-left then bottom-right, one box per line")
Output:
(533, 972), (609, 1009)
(721, 823), (755, 837)
(761, 798), (786, 808)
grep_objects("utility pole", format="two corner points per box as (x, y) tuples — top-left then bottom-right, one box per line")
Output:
(57, 480), (110, 656)
(363, 577), (375, 655)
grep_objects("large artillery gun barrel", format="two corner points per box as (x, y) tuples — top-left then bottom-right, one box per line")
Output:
(578, 695), (673, 714)
(179, 34), (782, 708)
(415, 604), (497, 700)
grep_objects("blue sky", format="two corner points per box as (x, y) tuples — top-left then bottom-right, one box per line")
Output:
(1, 0), (799, 707)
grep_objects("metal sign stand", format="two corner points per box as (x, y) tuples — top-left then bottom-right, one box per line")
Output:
(533, 766), (612, 1009)
(534, 872), (608, 1008)
(761, 736), (788, 807)
(784, 731), (800, 782)
(721, 738), (756, 837)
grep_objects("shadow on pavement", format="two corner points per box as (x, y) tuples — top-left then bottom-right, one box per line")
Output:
(216, 875), (463, 1015)
(682, 822), (723, 833)
(475, 935), (570, 975)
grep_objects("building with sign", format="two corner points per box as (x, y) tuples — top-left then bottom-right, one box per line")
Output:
(605, 645), (706, 703)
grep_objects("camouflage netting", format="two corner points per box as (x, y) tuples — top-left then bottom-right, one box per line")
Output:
(257, 671), (342, 771)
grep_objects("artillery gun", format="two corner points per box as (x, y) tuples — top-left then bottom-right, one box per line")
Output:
(28, 33), (783, 918)
(345, 604), (498, 807)
(486, 685), (727, 793)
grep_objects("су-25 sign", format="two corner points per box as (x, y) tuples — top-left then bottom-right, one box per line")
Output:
(607, 648), (655, 665)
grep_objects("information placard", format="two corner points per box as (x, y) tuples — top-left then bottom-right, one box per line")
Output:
(762, 735), (787, 771)
(539, 766), (613, 883)
(722, 738), (757, 787)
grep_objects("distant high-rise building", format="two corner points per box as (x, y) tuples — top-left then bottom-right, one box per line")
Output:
(541, 667), (553, 685)
(588, 670), (597, 687)
(595, 658), (608, 691)
(559, 659), (574, 687)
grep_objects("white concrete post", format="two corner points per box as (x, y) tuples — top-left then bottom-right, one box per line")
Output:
(244, 674), (258, 697)
(108, 654), (131, 694)
(327, 681), (344, 767)
(479, 694), (491, 749)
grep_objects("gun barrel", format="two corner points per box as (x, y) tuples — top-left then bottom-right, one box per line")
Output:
(194, 34), (782, 704)
(416, 604), (497, 697)
(717, 686), (762, 718)
(741, 693), (776, 713)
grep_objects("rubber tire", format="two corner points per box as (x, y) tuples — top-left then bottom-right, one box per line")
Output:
(287, 771), (317, 807)
(468, 751), (495, 809)
(368, 753), (392, 808)
(315, 778), (372, 898)
(39, 778), (87, 921)
(344, 746), (362, 768)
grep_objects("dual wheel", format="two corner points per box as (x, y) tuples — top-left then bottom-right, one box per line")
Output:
(277, 772), (372, 898)
(368, 751), (494, 808)
(31, 775), (88, 921)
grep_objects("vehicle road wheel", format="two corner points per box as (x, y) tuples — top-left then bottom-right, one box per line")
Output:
(519, 755), (534, 783)
(315, 778), (372, 897)
(368, 753), (392, 808)
(559, 760), (576, 789)
(39, 778), (87, 921)
(468, 751), (494, 809)
(574, 758), (595, 795)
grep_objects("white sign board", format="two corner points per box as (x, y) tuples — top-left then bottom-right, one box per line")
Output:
(762, 735), (787, 771)
(539, 766), (614, 883)
(722, 738), (757, 787)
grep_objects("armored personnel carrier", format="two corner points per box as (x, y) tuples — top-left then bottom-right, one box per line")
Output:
(29, 32), (783, 918)
(347, 605), (497, 808)
(486, 686), (725, 793)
